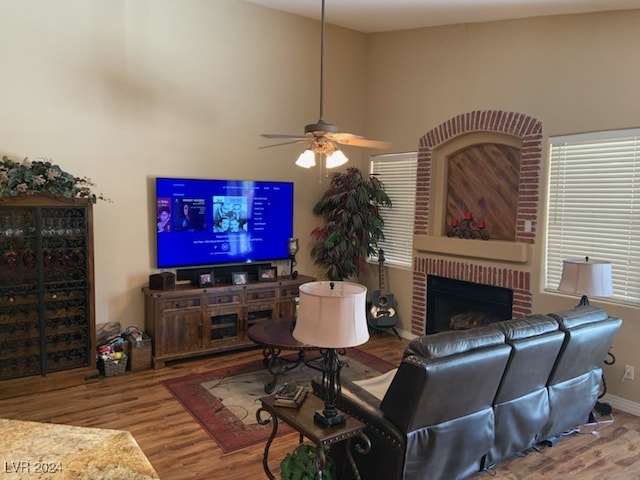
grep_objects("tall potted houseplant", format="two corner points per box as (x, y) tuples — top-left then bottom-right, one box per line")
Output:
(310, 167), (391, 281)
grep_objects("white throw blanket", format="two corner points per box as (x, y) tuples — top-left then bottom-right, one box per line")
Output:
(353, 368), (398, 401)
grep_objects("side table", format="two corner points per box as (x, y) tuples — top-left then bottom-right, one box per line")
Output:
(247, 318), (320, 393)
(257, 393), (370, 480)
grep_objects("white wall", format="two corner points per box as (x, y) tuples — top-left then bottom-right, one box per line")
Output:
(0, 0), (368, 328)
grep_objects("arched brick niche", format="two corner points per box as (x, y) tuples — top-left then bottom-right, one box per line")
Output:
(411, 110), (542, 336)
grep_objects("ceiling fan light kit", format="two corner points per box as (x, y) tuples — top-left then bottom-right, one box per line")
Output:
(260, 0), (390, 168)
(295, 147), (348, 169)
(295, 150), (316, 168)
(325, 149), (348, 168)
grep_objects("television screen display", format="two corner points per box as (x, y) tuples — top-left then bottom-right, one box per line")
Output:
(155, 177), (294, 268)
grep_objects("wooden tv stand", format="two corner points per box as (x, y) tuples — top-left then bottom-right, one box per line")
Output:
(142, 275), (313, 368)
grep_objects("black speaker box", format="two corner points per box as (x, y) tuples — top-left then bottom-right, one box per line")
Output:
(149, 272), (176, 290)
(176, 263), (271, 286)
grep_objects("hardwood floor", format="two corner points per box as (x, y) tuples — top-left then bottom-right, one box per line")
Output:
(1, 332), (639, 479)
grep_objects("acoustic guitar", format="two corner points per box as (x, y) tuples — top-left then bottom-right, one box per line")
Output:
(368, 249), (399, 336)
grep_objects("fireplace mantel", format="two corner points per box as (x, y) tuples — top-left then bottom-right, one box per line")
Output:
(414, 234), (529, 263)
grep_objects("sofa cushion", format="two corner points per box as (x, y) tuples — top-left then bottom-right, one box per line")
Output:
(492, 314), (559, 340)
(382, 342), (511, 432)
(540, 305), (622, 441)
(491, 314), (565, 402)
(549, 304), (608, 329)
(548, 315), (621, 384)
(404, 325), (505, 360)
(353, 368), (398, 401)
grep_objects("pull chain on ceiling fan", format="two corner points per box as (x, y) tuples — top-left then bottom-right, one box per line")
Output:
(260, 0), (390, 169)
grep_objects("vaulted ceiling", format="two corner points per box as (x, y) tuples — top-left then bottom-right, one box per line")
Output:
(245, 0), (640, 32)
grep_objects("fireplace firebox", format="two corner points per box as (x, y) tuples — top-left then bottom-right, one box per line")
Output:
(426, 275), (513, 334)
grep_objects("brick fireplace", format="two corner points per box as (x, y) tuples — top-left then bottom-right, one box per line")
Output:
(411, 110), (542, 336)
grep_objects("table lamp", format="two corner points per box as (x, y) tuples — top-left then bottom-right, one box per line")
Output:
(558, 256), (613, 306)
(292, 281), (369, 426)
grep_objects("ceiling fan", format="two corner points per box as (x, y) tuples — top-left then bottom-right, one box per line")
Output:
(260, 0), (391, 168)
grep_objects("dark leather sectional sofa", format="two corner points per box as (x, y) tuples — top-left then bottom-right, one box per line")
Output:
(325, 305), (622, 480)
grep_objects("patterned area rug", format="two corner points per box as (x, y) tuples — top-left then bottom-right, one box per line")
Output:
(162, 348), (395, 453)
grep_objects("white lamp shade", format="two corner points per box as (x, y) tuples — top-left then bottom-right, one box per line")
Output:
(293, 281), (369, 348)
(295, 149), (316, 168)
(558, 258), (613, 297)
(325, 149), (348, 169)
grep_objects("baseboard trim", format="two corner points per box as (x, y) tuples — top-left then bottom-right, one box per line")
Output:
(397, 327), (412, 340)
(601, 394), (640, 417)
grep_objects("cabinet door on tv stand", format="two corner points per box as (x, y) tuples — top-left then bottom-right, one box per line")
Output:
(276, 300), (296, 320)
(157, 310), (203, 358)
(278, 282), (303, 320)
(246, 302), (276, 330)
(206, 306), (241, 347)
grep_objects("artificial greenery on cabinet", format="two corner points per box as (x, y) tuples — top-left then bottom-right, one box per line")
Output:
(0, 156), (109, 203)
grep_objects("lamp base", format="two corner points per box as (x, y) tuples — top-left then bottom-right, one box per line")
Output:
(577, 295), (590, 307)
(314, 409), (346, 427)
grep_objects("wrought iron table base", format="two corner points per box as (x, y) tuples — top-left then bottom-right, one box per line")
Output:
(247, 318), (320, 394)
(261, 346), (307, 394)
(256, 401), (371, 480)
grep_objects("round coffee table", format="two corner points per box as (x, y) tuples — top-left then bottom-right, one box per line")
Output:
(247, 318), (319, 393)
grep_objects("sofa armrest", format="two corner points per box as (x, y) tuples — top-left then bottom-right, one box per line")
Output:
(312, 377), (406, 480)
(312, 377), (405, 448)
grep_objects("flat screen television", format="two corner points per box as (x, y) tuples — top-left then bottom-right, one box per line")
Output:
(155, 177), (294, 269)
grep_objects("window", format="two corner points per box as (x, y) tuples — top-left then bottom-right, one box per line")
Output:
(546, 129), (640, 305)
(370, 152), (418, 268)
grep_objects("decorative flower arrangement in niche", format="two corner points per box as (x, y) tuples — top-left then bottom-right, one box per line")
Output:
(0, 156), (110, 203)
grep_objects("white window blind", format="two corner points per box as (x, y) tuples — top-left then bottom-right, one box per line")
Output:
(370, 152), (418, 268)
(546, 129), (640, 305)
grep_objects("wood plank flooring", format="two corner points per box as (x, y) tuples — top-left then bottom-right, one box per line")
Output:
(1, 332), (639, 479)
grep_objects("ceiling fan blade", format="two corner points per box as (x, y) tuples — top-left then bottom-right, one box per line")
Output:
(259, 139), (307, 149)
(332, 135), (391, 149)
(261, 133), (307, 140)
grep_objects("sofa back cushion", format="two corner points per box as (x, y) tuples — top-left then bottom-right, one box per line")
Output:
(381, 326), (511, 432)
(548, 305), (622, 385)
(403, 326), (505, 359)
(551, 304), (608, 329)
(492, 315), (565, 403)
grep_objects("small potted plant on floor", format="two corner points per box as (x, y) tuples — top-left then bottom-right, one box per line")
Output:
(280, 444), (335, 480)
(310, 167), (391, 280)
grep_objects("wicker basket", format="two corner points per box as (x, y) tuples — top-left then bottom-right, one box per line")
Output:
(125, 337), (152, 372)
(99, 356), (128, 377)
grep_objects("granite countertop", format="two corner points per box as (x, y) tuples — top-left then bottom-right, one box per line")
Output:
(0, 418), (159, 479)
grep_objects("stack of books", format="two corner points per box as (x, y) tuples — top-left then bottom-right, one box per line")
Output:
(273, 384), (308, 408)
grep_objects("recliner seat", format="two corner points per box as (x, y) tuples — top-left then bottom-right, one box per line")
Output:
(539, 305), (622, 442)
(485, 314), (565, 467)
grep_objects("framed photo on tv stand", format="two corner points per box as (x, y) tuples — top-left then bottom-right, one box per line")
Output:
(232, 271), (249, 285)
(258, 266), (277, 282)
(199, 271), (214, 288)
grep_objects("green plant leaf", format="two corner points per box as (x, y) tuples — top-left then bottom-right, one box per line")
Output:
(310, 167), (390, 280)
(280, 443), (335, 480)
(0, 156), (110, 202)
